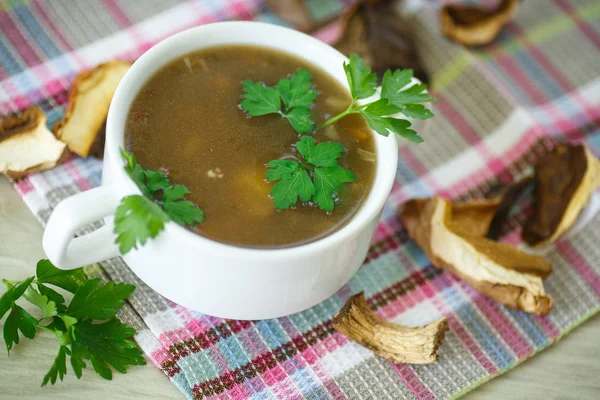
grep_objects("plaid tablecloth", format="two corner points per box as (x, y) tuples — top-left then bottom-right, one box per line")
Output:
(2, 0), (600, 399)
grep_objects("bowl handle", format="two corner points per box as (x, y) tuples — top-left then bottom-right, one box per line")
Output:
(42, 185), (121, 270)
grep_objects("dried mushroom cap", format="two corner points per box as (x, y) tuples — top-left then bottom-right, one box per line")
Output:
(0, 105), (67, 180)
(523, 144), (600, 247)
(334, 0), (428, 83)
(440, 0), (519, 47)
(400, 197), (552, 315)
(54, 60), (131, 157)
(332, 292), (448, 364)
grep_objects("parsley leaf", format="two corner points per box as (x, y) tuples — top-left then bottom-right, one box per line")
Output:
(67, 279), (135, 320)
(163, 200), (205, 226)
(144, 170), (170, 192)
(241, 69), (316, 134)
(121, 150), (150, 196)
(343, 54), (377, 100)
(36, 259), (87, 294)
(266, 136), (355, 211)
(360, 99), (423, 143)
(116, 152), (205, 254)
(71, 319), (145, 380)
(284, 106), (314, 134)
(240, 80), (281, 116)
(24, 287), (57, 319)
(37, 285), (66, 312)
(277, 69), (318, 109)
(162, 184), (189, 202)
(296, 135), (344, 167)
(313, 166), (357, 212)
(42, 346), (69, 386)
(161, 185), (204, 226)
(114, 195), (169, 254)
(267, 161), (315, 209)
(0, 277), (34, 320)
(4, 305), (38, 353)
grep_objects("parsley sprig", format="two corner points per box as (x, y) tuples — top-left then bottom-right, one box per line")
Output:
(0, 260), (145, 385)
(240, 54), (436, 142)
(266, 136), (356, 212)
(241, 68), (317, 134)
(115, 150), (204, 254)
(319, 54), (436, 143)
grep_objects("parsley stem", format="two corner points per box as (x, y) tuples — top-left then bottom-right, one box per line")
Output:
(318, 100), (359, 129)
(300, 161), (315, 172)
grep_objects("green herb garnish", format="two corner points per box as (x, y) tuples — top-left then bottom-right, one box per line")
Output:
(240, 54), (435, 142)
(319, 54), (436, 142)
(0, 260), (144, 385)
(115, 150), (204, 254)
(241, 68), (317, 134)
(266, 136), (356, 212)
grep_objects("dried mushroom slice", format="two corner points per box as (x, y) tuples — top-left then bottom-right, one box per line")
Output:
(523, 144), (600, 247)
(334, 0), (428, 82)
(451, 197), (501, 237)
(486, 176), (534, 240)
(0, 105), (67, 180)
(54, 60), (131, 157)
(332, 292), (448, 364)
(440, 0), (519, 47)
(400, 198), (552, 315)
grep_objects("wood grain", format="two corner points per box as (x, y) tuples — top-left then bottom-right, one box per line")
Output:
(0, 177), (598, 399)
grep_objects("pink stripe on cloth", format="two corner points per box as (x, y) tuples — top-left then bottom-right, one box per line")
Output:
(468, 289), (533, 359)
(391, 362), (435, 400)
(556, 0), (600, 49)
(556, 241), (600, 298)
(0, 11), (42, 67)
(507, 23), (598, 122)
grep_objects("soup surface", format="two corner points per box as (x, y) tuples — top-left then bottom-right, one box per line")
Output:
(126, 45), (376, 247)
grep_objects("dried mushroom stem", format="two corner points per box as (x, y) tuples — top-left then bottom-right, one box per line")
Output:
(332, 292), (448, 364)
(400, 198), (553, 315)
(54, 60), (130, 157)
(0, 105), (67, 180)
(440, 0), (519, 47)
(523, 144), (600, 247)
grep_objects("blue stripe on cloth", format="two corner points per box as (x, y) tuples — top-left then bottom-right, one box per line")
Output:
(216, 335), (252, 370)
(254, 319), (291, 350)
(505, 308), (551, 348)
(439, 280), (516, 370)
(13, 4), (62, 58)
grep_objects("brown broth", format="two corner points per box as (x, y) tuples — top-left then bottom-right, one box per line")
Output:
(126, 45), (376, 248)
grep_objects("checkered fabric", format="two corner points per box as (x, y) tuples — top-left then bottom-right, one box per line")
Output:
(1, 0), (600, 399)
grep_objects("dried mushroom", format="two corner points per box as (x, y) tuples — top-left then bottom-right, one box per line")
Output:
(332, 292), (448, 364)
(334, 0), (428, 83)
(400, 197), (552, 315)
(440, 0), (519, 47)
(266, 0), (314, 32)
(451, 197), (501, 237)
(0, 105), (67, 180)
(485, 176), (534, 240)
(54, 60), (131, 157)
(523, 144), (600, 247)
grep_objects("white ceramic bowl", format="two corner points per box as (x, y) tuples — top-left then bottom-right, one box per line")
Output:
(43, 22), (398, 320)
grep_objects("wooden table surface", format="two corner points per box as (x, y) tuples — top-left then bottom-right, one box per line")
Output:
(0, 176), (598, 399)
